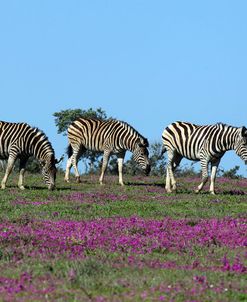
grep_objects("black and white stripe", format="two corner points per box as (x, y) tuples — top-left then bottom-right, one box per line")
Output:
(65, 118), (151, 185)
(162, 121), (247, 194)
(0, 121), (58, 190)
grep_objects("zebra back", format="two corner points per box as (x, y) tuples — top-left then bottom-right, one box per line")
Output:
(68, 118), (149, 152)
(0, 121), (55, 160)
(0, 121), (57, 189)
(162, 121), (247, 161)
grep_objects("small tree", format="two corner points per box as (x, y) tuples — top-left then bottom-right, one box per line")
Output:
(124, 156), (142, 176)
(220, 165), (242, 179)
(53, 107), (109, 173)
(107, 155), (119, 175)
(149, 142), (167, 176)
(0, 160), (6, 172)
(53, 107), (108, 136)
(121, 142), (167, 176)
(174, 162), (199, 177)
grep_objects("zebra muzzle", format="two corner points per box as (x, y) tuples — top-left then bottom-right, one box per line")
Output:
(48, 184), (55, 190)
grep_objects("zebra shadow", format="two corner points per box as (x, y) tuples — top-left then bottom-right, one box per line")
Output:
(175, 189), (246, 195)
(125, 185), (247, 195)
(28, 186), (71, 192)
(19, 185), (71, 191)
(126, 182), (165, 187)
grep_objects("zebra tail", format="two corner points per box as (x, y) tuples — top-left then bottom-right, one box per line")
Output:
(160, 145), (167, 157)
(67, 144), (73, 158)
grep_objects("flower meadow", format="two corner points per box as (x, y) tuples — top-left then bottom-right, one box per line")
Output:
(0, 173), (246, 301)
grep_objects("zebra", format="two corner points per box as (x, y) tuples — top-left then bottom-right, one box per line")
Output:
(0, 121), (61, 190)
(64, 118), (151, 185)
(162, 121), (247, 194)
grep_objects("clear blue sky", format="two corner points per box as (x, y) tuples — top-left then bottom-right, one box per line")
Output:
(1, 1), (247, 175)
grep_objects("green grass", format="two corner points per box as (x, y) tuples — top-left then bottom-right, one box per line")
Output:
(0, 171), (246, 301)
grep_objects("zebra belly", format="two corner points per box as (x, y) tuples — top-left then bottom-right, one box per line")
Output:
(175, 151), (199, 162)
(71, 138), (106, 153)
(0, 146), (10, 159)
(171, 136), (202, 161)
(170, 144), (200, 161)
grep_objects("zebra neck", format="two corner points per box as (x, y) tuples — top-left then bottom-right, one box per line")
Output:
(34, 148), (53, 161)
(30, 140), (53, 161)
(232, 129), (241, 150)
(211, 126), (238, 153)
(126, 137), (140, 152)
(225, 128), (240, 151)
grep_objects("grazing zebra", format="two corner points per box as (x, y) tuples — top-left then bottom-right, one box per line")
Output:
(162, 121), (247, 194)
(0, 121), (61, 190)
(65, 118), (151, 185)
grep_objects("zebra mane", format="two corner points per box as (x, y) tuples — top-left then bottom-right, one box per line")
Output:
(215, 122), (239, 130)
(216, 122), (228, 127)
(75, 117), (149, 147)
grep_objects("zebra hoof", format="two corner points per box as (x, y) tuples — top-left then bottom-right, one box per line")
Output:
(19, 186), (25, 190)
(76, 177), (81, 183)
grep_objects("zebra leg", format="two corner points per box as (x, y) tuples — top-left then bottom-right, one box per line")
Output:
(165, 168), (171, 192)
(18, 157), (28, 190)
(172, 155), (182, 174)
(117, 152), (126, 186)
(73, 153), (82, 183)
(1, 156), (16, 189)
(99, 151), (110, 185)
(65, 147), (82, 183)
(165, 150), (177, 193)
(170, 154), (183, 191)
(209, 159), (220, 195)
(64, 156), (73, 182)
(195, 159), (209, 193)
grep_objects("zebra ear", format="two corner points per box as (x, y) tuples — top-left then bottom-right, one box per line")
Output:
(136, 138), (148, 148)
(136, 138), (142, 147)
(241, 126), (247, 138)
(143, 138), (149, 148)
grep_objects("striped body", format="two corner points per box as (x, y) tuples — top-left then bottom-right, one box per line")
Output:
(162, 121), (247, 194)
(65, 118), (150, 185)
(0, 121), (57, 190)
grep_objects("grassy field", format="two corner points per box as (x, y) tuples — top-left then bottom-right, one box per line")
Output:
(0, 172), (246, 301)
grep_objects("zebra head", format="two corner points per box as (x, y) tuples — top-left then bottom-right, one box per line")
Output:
(235, 126), (247, 164)
(132, 137), (151, 175)
(40, 155), (63, 190)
